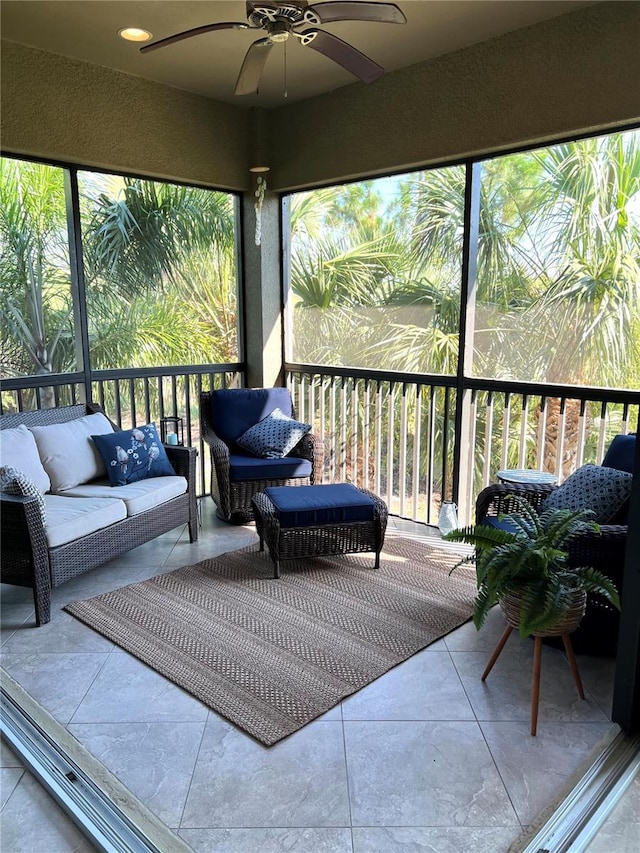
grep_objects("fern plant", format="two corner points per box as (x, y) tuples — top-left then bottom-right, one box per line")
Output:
(444, 497), (620, 637)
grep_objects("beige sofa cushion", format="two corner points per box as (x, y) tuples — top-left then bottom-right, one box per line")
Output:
(60, 476), (188, 516)
(0, 424), (51, 493)
(44, 493), (127, 548)
(30, 412), (114, 492)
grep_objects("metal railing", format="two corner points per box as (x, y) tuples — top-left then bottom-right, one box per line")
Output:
(287, 365), (639, 525)
(2, 363), (637, 519)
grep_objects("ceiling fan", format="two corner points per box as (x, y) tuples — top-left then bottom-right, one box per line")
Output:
(140, 1), (407, 96)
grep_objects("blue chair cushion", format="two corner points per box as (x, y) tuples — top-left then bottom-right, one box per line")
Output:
(602, 434), (636, 474)
(229, 454), (311, 482)
(482, 515), (523, 535)
(211, 388), (294, 448)
(91, 423), (175, 486)
(236, 408), (311, 459)
(264, 483), (374, 527)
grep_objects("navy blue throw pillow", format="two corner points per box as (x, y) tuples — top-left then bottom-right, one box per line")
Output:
(91, 423), (175, 486)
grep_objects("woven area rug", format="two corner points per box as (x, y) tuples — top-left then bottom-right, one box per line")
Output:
(65, 536), (476, 746)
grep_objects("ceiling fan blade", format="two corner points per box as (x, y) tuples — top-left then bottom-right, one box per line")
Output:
(306, 2), (406, 25)
(140, 22), (249, 53)
(301, 29), (383, 83)
(235, 38), (274, 95)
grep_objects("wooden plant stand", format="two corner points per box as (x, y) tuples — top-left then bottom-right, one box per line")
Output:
(482, 625), (585, 736)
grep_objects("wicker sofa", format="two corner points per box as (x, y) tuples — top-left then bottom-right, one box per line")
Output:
(0, 403), (198, 626)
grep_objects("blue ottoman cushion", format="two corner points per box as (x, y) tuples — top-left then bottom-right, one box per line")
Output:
(229, 454), (312, 482)
(265, 483), (375, 527)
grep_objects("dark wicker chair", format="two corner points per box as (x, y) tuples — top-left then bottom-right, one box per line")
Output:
(1, 402), (199, 626)
(476, 479), (629, 656)
(200, 388), (324, 523)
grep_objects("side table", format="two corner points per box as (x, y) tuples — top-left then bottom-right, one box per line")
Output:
(497, 469), (558, 486)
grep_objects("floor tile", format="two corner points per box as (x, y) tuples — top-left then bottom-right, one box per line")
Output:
(67, 721), (206, 827)
(1, 609), (114, 654)
(451, 648), (609, 723)
(351, 826), (521, 853)
(0, 770), (97, 851)
(444, 605), (521, 653)
(179, 827), (353, 852)
(0, 515), (620, 848)
(574, 653), (616, 718)
(344, 720), (519, 827)
(181, 718), (350, 828)
(70, 651), (209, 723)
(1, 767), (24, 808)
(480, 720), (617, 825)
(1, 653), (109, 724)
(0, 738), (22, 767)
(0, 584), (35, 607)
(1, 603), (37, 644)
(342, 650), (474, 721)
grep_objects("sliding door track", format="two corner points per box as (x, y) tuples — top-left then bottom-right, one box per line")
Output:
(1, 671), (190, 853)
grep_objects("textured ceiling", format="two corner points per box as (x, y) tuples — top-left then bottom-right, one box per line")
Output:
(1, 1), (596, 108)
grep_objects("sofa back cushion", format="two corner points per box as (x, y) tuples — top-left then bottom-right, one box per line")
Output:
(0, 424), (51, 493)
(601, 433), (635, 523)
(602, 433), (635, 474)
(211, 388), (294, 447)
(30, 412), (114, 492)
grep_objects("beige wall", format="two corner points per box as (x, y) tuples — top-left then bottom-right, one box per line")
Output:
(1, 40), (249, 190)
(2, 4), (639, 191)
(270, 1), (640, 190)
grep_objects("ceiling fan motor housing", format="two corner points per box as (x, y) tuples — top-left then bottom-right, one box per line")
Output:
(248, 2), (311, 29)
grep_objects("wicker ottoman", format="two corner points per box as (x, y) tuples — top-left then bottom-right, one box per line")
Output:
(251, 484), (388, 578)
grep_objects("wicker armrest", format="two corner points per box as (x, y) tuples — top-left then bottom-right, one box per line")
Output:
(1, 493), (51, 625)
(291, 432), (324, 483)
(476, 481), (557, 522)
(568, 523), (628, 578)
(164, 444), (197, 481)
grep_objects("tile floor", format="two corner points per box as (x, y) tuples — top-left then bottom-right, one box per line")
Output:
(1, 501), (619, 853)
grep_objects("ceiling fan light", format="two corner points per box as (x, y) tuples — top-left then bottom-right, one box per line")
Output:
(249, 165), (271, 173)
(118, 27), (153, 43)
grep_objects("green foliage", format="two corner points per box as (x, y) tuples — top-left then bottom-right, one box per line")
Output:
(444, 497), (620, 637)
(0, 159), (76, 376)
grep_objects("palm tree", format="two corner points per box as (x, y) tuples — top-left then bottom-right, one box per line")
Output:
(0, 159), (75, 382)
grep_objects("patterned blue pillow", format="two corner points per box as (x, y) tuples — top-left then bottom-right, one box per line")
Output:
(91, 423), (175, 486)
(236, 408), (311, 459)
(540, 463), (633, 523)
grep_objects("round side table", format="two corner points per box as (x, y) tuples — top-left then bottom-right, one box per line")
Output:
(496, 469), (558, 486)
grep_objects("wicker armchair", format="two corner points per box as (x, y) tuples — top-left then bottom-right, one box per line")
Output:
(200, 388), (324, 524)
(476, 481), (628, 655)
